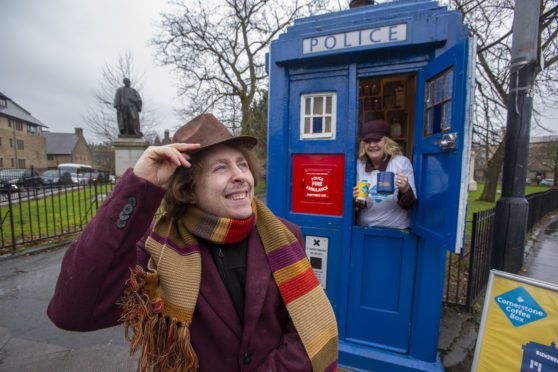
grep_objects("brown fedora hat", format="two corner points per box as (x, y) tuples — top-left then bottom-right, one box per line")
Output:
(172, 113), (257, 152)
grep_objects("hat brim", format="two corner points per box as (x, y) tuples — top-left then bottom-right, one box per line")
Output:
(362, 133), (386, 141)
(185, 135), (258, 154)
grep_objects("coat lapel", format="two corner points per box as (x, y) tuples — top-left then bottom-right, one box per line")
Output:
(241, 229), (272, 341)
(198, 242), (243, 338)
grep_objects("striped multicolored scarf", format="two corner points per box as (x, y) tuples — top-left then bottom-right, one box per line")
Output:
(119, 198), (338, 372)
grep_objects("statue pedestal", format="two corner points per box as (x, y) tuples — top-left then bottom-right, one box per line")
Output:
(113, 137), (148, 177)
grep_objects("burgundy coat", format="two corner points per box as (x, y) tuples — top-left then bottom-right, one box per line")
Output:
(47, 169), (311, 372)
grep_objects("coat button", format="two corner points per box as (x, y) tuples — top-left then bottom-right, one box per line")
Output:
(243, 351), (253, 365)
(116, 219), (126, 229)
(128, 197), (137, 206)
(123, 203), (134, 214)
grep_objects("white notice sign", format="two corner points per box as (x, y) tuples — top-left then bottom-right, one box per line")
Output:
(303, 24), (407, 54)
(305, 235), (329, 289)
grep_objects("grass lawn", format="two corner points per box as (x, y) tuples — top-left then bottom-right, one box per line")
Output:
(0, 184), (113, 251)
(466, 182), (553, 219)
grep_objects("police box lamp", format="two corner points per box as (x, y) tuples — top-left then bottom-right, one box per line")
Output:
(349, 0), (375, 8)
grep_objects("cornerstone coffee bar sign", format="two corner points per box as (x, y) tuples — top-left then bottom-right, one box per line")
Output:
(303, 23), (407, 54)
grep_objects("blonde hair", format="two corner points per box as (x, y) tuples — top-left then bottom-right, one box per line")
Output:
(357, 136), (403, 162)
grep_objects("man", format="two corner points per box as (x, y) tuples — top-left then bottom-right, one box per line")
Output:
(48, 114), (338, 372)
(113, 77), (143, 136)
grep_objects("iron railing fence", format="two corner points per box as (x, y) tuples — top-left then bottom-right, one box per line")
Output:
(443, 188), (558, 308)
(466, 207), (496, 307)
(526, 189), (558, 232)
(0, 180), (114, 253)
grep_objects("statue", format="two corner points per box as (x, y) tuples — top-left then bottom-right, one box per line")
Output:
(113, 78), (143, 137)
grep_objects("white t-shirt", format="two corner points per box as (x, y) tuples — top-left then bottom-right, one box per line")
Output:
(356, 155), (417, 229)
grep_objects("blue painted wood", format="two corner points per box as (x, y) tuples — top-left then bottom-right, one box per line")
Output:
(347, 227), (417, 352)
(412, 40), (470, 252)
(409, 239), (447, 362)
(339, 340), (444, 372)
(270, 1), (466, 64)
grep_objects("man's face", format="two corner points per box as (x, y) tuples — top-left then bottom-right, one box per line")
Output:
(192, 144), (255, 219)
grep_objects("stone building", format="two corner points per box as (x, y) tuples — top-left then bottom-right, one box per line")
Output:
(0, 91), (48, 169)
(44, 128), (92, 168)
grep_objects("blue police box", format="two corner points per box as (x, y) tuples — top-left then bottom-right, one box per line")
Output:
(266, 0), (474, 371)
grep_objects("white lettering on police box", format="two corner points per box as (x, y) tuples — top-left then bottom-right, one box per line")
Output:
(303, 23), (407, 54)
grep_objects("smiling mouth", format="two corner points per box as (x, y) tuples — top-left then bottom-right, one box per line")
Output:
(227, 191), (249, 200)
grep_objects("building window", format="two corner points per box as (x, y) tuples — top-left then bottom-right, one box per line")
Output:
(16, 121), (24, 131)
(424, 67), (453, 137)
(27, 125), (42, 135)
(0, 137), (2, 146)
(0, 158), (3, 167)
(9, 138), (13, 147)
(0, 98), (6, 108)
(300, 92), (337, 139)
(11, 158), (14, 167)
(16, 139), (24, 150)
(18, 159), (25, 168)
(48, 154), (54, 160)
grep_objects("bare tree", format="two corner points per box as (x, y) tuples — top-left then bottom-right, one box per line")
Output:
(83, 52), (161, 143)
(151, 0), (338, 135)
(443, 0), (558, 202)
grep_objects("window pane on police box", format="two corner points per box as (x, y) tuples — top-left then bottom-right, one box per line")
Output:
(325, 117), (331, 133)
(305, 118), (311, 134)
(305, 97), (311, 115)
(313, 117), (323, 133)
(425, 108), (433, 135)
(326, 96), (332, 114)
(313, 97), (323, 115)
(443, 101), (452, 130)
(444, 69), (454, 100)
(426, 81), (434, 107)
(436, 76), (443, 103)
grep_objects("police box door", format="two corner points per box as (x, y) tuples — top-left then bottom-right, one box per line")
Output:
(345, 39), (474, 353)
(412, 39), (474, 254)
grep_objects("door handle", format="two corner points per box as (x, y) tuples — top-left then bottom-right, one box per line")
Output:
(436, 133), (457, 149)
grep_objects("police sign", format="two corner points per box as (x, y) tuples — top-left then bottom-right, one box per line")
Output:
(303, 24), (407, 54)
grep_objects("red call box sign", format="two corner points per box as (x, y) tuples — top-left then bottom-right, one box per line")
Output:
(304, 171), (331, 200)
(292, 154), (345, 216)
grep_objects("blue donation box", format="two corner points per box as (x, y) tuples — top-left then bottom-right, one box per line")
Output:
(266, 1), (474, 371)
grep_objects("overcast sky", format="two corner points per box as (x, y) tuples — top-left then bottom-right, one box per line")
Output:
(0, 0), (180, 141)
(1, 0), (556, 143)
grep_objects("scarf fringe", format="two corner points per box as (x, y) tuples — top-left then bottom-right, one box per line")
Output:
(118, 265), (199, 372)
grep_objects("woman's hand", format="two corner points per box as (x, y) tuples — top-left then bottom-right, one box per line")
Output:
(352, 185), (359, 199)
(133, 143), (201, 185)
(395, 172), (410, 193)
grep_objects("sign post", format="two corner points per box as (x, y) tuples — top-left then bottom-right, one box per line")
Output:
(472, 270), (558, 371)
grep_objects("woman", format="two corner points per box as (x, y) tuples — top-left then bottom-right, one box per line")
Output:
(353, 119), (417, 229)
(48, 114), (338, 372)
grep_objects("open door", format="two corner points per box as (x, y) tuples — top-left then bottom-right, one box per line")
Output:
(412, 39), (475, 253)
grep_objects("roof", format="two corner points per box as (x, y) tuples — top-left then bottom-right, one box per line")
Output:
(44, 132), (80, 155)
(0, 91), (47, 127)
